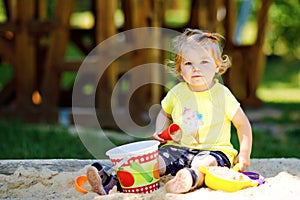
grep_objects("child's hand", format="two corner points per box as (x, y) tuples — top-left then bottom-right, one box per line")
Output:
(152, 132), (166, 143)
(234, 154), (250, 172)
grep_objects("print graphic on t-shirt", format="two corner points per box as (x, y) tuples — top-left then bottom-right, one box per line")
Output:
(181, 107), (203, 143)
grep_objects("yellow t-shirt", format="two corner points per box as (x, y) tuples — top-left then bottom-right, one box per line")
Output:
(161, 81), (240, 165)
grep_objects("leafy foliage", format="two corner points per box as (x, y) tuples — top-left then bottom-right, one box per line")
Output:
(266, 0), (300, 58)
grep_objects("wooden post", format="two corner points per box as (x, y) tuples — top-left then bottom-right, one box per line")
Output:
(94, 0), (117, 126)
(189, 0), (200, 29)
(119, 0), (164, 124)
(189, 0), (222, 33)
(224, 0), (236, 45)
(127, 0), (153, 124)
(223, 0), (272, 106)
(149, 0), (164, 105)
(207, 0), (220, 32)
(243, 0), (272, 105)
(37, 0), (47, 20)
(15, 0), (36, 109)
(41, 0), (75, 120)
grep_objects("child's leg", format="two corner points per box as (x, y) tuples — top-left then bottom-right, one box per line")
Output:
(190, 153), (218, 188)
(87, 162), (119, 195)
(165, 154), (217, 193)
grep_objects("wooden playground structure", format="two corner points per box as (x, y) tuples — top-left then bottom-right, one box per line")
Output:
(0, 0), (272, 127)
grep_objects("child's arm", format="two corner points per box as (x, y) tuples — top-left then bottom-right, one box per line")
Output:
(152, 109), (172, 143)
(231, 107), (252, 171)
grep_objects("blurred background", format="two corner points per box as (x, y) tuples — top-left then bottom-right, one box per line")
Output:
(0, 0), (299, 159)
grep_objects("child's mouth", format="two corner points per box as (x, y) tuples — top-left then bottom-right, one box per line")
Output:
(192, 75), (202, 78)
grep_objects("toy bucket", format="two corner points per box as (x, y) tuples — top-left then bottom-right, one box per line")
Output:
(106, 140), (160, 193)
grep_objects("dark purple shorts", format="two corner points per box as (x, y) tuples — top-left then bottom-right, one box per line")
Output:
(158, 145), (231, 176)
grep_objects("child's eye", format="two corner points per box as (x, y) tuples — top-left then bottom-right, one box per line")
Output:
(200, 60), (209, 64)
(184, 61), (192, 66)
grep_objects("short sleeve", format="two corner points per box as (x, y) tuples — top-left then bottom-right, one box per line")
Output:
(224, 87), (240, 120)
(161, 89), (177, 115)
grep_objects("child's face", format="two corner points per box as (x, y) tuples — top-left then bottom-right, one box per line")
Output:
(180, 44), (219, 92)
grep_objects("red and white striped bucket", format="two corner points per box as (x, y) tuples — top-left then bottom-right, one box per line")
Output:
(106, 140), (160, 193)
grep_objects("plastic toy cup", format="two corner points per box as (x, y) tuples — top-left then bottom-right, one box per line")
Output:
(158, 124), (182, 142)
(75, 175), (88, 194)
(106, 140), (160, 194)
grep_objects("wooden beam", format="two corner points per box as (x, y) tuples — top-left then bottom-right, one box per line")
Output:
(41, 0), (75, 116)
(0, 22), (18, 31)
(4, 0), (17, 22)
(122, 0), (132, 30)
(189, 0), (200, 29)
(37, 0), (47, 20)
(256, 0), (273, 46)
(59, 61), (82, 72)
(95, 0), (117, 44)
(94, 0), (117, 115)
(15, 0), (36, 108)
(28, 21), (55, 36)
(244, 0), (272, 105)
(224, 0), (236, 46)
(207, 0), (220, 32)
(150, 0), (164, 105)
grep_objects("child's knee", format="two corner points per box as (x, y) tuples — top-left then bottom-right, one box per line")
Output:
(191, 154), (218, 168)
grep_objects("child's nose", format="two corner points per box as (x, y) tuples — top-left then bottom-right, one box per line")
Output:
(192, 65), (200, 72)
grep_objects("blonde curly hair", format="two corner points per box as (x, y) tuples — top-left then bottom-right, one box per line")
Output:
(167, 28), (231, 80)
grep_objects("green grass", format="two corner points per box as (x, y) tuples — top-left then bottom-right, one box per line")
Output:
(230, 103), (300, 159)
(257, 56), (300, 103)
(0, 120), (149, 159)
(232, 129), (300, 158)
(252, 128), (300, 158)
(0, 120), (93, 159)
(230, 102), (300, 158)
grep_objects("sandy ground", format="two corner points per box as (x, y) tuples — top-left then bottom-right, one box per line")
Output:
(0, 158), (300, 200)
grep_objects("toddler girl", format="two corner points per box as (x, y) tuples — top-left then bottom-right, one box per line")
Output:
(152, 28), (252, 193)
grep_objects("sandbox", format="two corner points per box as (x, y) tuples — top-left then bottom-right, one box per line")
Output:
(1, 158), (299, 199)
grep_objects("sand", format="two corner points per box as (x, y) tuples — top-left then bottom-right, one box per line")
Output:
(0, 158), (300, 200)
